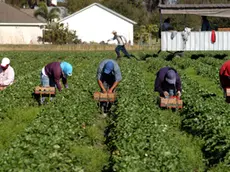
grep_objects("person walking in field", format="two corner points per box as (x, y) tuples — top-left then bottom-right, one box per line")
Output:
(219, 60), (230, 98)
(154, 67), (182, 98)
(0, 57), (15, 90)
(107, 31), (132, 59)
(40, 61), (72, 92)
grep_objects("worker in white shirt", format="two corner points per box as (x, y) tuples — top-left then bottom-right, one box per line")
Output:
(107, 31), (132, 60)
(0, 57), (15, 89)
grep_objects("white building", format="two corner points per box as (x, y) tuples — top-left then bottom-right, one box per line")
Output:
(59, 3), (137, 45)
(0, 2), (46, 44)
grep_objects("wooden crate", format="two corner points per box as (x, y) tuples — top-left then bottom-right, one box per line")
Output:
(226, 88), (230, 97)
(34, 86), (56, 95)
(93, 92), (116, 102)
(0, 86), (6, 91)
(160, 97), (183, 109)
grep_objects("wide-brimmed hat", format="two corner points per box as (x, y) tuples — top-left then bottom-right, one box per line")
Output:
(165, 69), (176, 84)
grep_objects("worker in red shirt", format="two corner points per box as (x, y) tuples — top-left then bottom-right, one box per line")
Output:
(219, 60), (230, 98)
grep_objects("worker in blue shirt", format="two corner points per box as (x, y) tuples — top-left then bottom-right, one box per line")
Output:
(97, 59), (122, 93)
(97, 59), (122, 114)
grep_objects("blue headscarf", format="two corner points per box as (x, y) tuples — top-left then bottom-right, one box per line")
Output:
(60, 62), (72, 76)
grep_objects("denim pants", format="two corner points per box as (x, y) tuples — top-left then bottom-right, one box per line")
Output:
(40, 72), (55, 104)
(100, 78), (115, 112)
(40, 72), (55, 87)
(164, 89), (176, 98)
(115, 45), (130, 58)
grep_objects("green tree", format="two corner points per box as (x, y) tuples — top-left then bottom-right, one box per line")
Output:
(135, 24), (158, 44)
(66, 0), (101, 13)
(39, 23), (81, 44)
(34, 2), (60, 23)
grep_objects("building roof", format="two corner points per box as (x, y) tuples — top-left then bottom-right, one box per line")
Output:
(59, 3), (137, 24)
(158, 4), (230, 18)
(0, 2), (45, 25)
(158, 4), (230, 9)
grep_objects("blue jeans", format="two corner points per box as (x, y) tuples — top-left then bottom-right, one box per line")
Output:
(40, 72), (55, 104)
(100, 77), (115, 113)
(115, 45), (130, 58)
(169, 89), (175, 96)
(164, 89), (176, 98)
(40, 72), (55, 87)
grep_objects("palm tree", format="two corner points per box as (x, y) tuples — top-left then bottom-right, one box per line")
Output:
(34, 2), (60, 23)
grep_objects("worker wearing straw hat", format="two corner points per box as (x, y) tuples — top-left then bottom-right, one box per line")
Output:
(107, 30), (132, 60)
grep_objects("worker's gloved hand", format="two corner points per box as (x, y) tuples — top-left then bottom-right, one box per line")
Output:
(177, 91), (181, 97)
(65, 84), (69, 89)
(163, 91), (169, 98)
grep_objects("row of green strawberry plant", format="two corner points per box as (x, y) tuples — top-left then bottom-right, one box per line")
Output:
(171, 56), (219, 85)
(0, 53), (110, 171)
(170, 56), (230, 169)
(108, 58), (205, 171)
(146, 54), (230, 170)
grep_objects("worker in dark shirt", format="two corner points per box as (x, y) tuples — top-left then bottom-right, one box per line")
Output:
(201, 16), (211, 31)
(40, 61), (73, 91)
(154, 67), (182, 98)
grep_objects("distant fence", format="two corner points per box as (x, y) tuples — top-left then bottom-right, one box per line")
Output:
(218, 28), (230, 31)
(0, 44), (160, 51)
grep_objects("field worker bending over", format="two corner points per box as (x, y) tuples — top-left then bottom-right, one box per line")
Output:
(40, 61), (72, 91)
(219, 60), (230, 97)
(0, 57), (15, 89)
(97, 59), (122, 93)
(107, 31), (131, 59)
(154, 67), (182, 98)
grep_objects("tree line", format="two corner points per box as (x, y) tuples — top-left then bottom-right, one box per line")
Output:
(5, 0), (230, 44)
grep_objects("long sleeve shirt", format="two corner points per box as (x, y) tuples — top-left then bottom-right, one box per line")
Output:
(97, 59), (122, 82)
(219, 60), (230, 89)
(44, 62), (67, 91)
(154, 67), (181, 95)
(0, 66), (15, 86)
(108, 35), (127, 46)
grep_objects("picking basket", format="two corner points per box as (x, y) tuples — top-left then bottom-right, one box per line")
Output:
(34, 86), (56, 95)
(93, 92), (117, 102)
(226, 88), (230, 97)
(160, 96), (183, 109)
